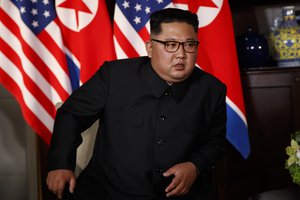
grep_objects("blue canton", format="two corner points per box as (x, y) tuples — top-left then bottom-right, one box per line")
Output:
(116, 0), (172, 32)
(11, 0), (56, 35)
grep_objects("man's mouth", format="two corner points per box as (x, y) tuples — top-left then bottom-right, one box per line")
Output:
(173, 63), (185, 70)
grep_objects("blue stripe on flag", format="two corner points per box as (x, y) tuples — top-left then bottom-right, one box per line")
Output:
(65, 55), (80, 91)
(226, 103), (250, 159)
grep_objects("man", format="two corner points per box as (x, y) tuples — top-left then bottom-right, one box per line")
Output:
(47, 8), (227, 200)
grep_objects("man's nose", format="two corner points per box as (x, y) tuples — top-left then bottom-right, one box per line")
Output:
(176, 44), (186, 57)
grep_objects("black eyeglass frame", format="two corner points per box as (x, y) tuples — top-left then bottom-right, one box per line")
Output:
(151, 39), (199, 53)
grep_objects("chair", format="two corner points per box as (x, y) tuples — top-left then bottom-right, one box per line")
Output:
(248, 188), (300, 200)
(55, 102), (98, 176)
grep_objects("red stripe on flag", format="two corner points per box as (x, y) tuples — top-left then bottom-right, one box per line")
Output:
(1, 39), (56, 117)
(114, 21), (140, 58)
(1, 11), (70, 101)
(138, 26), (150, 43)
(172, 0), (186, 3)
(0, 69), (53, 144)
(38, 28), (70, 76)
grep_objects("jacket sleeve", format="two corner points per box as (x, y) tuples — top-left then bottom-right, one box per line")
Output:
(189, 83), (227, 175)
(47, 62), (110, 171)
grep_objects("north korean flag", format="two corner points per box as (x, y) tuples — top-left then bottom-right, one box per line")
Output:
(56, 0), (116, 85)
(174, 0), (251, 159)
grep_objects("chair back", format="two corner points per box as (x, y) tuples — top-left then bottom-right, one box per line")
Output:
(55, 102), (98, 176)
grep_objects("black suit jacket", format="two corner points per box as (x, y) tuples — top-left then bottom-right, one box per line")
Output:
(48, 56), (227, 200)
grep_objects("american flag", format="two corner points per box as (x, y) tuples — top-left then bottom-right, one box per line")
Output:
(0, 0), (114, 144)
(113, 0), (250, 158)
(113, 0), (173, 58)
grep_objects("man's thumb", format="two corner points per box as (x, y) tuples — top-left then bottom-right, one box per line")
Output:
(163, 168), (174, 177)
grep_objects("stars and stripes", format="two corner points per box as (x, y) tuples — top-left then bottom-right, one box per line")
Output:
(0, 0), (114, 144)
(13, 0), (53, 34)
(113, 0), (173, 59)
(0, 0), (71, 144)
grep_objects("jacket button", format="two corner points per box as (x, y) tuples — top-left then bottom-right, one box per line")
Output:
(160, 115), (166, 120)
(164, 91), (171, 96)
(157, 139), (165, 145)
(155, 168), (163, 173)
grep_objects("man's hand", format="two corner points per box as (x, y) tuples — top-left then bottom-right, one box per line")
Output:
(163, 162), (197, 197)
(46, 169), (76, 199)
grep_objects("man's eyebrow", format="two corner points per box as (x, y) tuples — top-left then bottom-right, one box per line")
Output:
(161, 38), (198, 41)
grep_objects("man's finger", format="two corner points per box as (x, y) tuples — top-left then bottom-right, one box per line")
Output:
(163, 166), (176, 177)
(69, 177), (76, 193)
(165, 177), (180, 193)
(56, 180), (67, 199)
(166, 182), (184, 197)
(57, 189), (63, 199)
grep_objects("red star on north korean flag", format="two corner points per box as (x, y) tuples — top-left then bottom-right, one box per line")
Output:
(57, 0), (92, 29)
(173, 0), (218, 14)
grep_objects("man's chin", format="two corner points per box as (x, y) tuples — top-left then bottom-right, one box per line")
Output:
(169, 75), (189, 83)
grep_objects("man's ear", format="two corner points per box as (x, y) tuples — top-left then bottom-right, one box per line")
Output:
(145, 41), (152, 58)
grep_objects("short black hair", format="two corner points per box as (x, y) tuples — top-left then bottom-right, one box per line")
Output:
(150, 8), (199, 35)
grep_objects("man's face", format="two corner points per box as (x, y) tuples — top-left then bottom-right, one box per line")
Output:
(146, 22), (198, 83)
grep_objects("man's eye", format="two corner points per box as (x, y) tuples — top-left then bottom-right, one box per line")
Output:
(166, 42), (178, 47)
(186, 42), (196, 47)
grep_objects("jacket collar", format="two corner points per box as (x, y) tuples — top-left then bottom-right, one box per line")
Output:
(142, 57), (193, 103)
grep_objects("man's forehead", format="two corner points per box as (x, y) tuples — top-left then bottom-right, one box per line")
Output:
(158, 22), (197, 36)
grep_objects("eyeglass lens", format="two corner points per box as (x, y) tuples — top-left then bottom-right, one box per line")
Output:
(165, 41), (198, 52)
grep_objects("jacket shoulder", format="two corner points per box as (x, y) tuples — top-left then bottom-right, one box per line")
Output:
(106, 56), (150, 70)
(193, 67), (226, 90)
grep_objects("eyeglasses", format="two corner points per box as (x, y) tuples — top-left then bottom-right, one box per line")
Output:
(151, 39), (199, 53)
